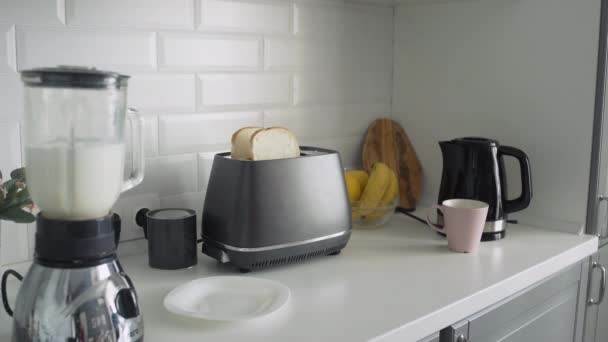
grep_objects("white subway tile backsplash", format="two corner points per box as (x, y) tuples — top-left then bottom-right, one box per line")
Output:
(16, 27), (156, 71)
(129, 74), (196, 112)
(0, 0), (64, 25)
(0, 25), (16, 73)
(201, 0), (291, 34)
(159, 33), (260, 70)
(264, 37), (392, 71)
(1, 221), (30, 265)
(295, 3), (392, 42)
(0, 74), (22, 122)
(125, 154), (198, 196)
(66, 0), (195, 29)
(0, 123), (21, 176)
(197, 151), (219, 191)
(160, 192), (203, 212)
(264, 38), (339, 70)
(198, 73), (290, 107)
(0, 0), (394, 264)
(294, 71), (391, 105)
(294, 3), (346, 40)
(301, 135), (363, 168)
(159, 111), (262, 154)
(265, 103), (387, 139)
(113, 193), (161, 241)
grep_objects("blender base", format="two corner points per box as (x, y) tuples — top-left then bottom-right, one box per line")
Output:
(10, 214), (144, 342)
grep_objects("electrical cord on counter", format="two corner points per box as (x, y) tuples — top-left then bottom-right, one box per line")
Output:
(395, 207), (427, 224)
(395, 207), (427, 225)
(395, 206), (518, 225)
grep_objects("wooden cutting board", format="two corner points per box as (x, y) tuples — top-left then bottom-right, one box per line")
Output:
(362, 118), (423, 209)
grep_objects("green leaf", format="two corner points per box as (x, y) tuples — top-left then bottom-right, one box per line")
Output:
(15, 188), (30, 202)
(0, 197), (31, 212)
(10, 168), (25, 182)
(0, 188), (31, 212)
(0, 207), (35, 223)
(2, 179), (17, 194)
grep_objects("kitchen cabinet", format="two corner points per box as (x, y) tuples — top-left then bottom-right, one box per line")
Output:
(587, 0), (608, 248)
(584, 1), (608, 341)
(441, 261), (586, 342)
(584, 245), (608, 342)
(594, 246), (608, 342)
(418, 332), (440, 342)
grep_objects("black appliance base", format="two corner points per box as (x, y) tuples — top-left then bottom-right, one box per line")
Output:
(437, 230), (506, 241)
(202, 232), (351, 272)
(481, 230), (506, 241)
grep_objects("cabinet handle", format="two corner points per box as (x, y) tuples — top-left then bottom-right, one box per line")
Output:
(456, 334), (467, 342)
(589, 261), (607, 305)
(598, 195), (608, 239)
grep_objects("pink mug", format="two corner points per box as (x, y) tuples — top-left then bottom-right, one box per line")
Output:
(426, 199), (489, 253)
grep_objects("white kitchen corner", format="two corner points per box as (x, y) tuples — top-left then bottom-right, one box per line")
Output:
(0, 0), (606, 341)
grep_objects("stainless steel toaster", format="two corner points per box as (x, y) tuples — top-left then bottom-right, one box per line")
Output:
(201, 146), (352, 272)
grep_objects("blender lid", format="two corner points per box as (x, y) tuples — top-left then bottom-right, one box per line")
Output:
(20, 66), (129, 89)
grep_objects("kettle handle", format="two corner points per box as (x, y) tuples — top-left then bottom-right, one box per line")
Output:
(499, 145), (533, 214)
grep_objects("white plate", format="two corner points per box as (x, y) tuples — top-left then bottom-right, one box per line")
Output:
(163, 276), (290, 321)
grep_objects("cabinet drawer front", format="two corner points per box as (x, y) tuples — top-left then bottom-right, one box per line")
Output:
(477, 285), (578, 342)
(467, 263), (581, 341)
(418, 332), (440, 342)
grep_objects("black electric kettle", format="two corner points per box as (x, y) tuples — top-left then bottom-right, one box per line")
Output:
(438, 137), (532, 241)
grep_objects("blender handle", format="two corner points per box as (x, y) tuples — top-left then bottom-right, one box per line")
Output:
(1, 269), (23, 317)
(122, 108), (145, 193)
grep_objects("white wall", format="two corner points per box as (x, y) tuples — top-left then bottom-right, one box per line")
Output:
(0, 0), (393, 265)
(393, 0), (600, 230)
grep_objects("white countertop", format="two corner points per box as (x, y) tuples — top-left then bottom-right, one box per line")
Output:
(0, 215), (598, 341)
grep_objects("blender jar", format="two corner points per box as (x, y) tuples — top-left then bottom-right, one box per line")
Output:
(21, 66), (144, 220)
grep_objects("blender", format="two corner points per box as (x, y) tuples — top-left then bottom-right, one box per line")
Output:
(8, 66), (145, 341)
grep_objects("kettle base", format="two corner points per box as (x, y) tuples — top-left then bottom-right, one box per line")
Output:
(481, 230), (506, 241)
(436, 230), (506, 241)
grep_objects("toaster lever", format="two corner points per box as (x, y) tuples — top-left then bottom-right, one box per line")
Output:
(202, 243), (231, 263)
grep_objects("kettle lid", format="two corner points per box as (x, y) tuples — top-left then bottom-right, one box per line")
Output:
(453, 137), (499, 146)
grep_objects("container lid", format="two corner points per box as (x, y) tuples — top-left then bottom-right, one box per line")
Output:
(147, 208), (196, 220)
(20, 66), (129, 89)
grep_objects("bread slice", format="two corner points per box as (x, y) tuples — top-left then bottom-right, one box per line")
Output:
(231, 127), (262, 160)
(251, 127), (300, 161)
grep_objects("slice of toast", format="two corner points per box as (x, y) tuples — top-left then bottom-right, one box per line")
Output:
(231, 127), (262, 160)
(251, 127), (300, 161)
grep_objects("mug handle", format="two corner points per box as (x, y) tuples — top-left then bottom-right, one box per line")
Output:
(121, 108), (145, 193)
(426, 204), (446, 233)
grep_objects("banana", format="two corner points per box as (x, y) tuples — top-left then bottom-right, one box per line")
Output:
(358, 162), (391, 213)
(344, 173), (362, 203)
(362, 168), (398, 221)
(346, 170), (369, 190)
(380, 168), (398, 205)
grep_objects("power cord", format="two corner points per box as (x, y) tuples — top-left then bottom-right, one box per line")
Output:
(395, 206), (518, 225)
(395, 207), (427, 225)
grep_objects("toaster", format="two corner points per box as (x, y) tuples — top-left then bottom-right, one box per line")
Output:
(201, 146), (352, 272)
